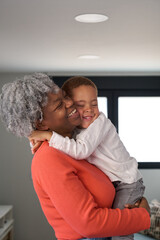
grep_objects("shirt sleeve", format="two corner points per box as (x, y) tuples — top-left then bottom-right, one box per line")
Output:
(49, 112), (111, 159)
(32, 146), (150, 238)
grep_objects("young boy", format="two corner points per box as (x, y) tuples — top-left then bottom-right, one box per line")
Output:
(30, 76), (145, 240)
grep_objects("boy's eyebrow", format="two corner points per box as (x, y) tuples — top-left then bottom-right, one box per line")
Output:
(75, 99), (97, 103)
(75, 100), (85, 103)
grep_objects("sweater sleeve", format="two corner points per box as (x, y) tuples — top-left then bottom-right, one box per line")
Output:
(32, 146), (150, 238)
(49, 112), (110, 159)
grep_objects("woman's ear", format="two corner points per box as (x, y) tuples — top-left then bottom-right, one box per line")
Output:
(35, 120), (49, 131)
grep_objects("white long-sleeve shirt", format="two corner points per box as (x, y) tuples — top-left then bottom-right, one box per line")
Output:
(49, 112), (142, 183)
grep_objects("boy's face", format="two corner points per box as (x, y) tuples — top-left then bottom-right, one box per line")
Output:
(71, 85), (99, 128)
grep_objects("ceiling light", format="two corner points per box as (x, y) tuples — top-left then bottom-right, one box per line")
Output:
(75, 14), (108, 23)
(78, 55), (100, 59)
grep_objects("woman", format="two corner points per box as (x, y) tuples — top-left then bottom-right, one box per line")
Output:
(0, 73), (150, 240)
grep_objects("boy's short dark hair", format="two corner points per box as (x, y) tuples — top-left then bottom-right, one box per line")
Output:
(62, 76), (98, 98)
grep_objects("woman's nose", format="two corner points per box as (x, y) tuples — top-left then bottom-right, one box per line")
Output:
(63, 96), (73, 108)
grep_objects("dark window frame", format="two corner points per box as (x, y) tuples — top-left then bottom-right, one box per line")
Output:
(51, 75), (160, 169)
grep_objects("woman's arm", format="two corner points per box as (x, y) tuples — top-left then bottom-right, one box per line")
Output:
(32, 145), (150, 238)
(49, 112), (112, 159)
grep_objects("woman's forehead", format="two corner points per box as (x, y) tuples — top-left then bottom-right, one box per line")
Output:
(44, 90), (62, 110)
(48, 90), (62, 101)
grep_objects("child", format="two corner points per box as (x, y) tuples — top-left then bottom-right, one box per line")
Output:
(30, 76), (145, 240)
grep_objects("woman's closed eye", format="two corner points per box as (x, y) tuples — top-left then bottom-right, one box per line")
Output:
(55, 101), (63, 111)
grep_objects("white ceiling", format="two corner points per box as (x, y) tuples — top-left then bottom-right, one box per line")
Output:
(0, 0), (160, 75)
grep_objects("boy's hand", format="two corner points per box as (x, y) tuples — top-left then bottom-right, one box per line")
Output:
(125, 197), (150, 215)
(31, 141), (42, 154)
(28, 130), (52, 154)
(29, 130), (52, 142)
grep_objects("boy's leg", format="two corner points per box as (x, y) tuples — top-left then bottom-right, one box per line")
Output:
(112, 178), (145, 240)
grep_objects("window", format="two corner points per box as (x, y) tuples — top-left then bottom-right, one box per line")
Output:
(98, 97), (108, 117)
(118, 97), (160, 165)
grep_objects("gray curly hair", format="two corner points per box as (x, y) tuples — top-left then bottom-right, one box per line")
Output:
(0, 73), (60, 137)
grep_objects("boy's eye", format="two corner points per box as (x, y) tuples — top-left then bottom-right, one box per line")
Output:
(92, 101), (98, 107)
(76, 104), (84, 108)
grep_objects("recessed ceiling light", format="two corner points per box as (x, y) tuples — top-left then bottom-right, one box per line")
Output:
(75, 14), (108, 23)
(78, 55), (100, 59)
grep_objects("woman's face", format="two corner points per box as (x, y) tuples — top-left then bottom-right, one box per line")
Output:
(38, 90), (81, 137)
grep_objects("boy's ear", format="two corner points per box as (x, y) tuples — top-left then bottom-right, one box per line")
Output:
(35, 120), (49, 131)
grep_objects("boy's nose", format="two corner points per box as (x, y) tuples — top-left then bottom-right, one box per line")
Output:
(85, 107), (93, 113)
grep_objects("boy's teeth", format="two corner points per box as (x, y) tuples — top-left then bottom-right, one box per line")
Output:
(68, 109), (76, 117)
(84, 116), (92, 119)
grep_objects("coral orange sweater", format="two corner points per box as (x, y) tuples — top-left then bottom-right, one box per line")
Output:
(31, 142), (150, 240)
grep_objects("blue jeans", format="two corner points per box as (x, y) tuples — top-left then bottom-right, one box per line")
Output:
(80, 238), (111, 240)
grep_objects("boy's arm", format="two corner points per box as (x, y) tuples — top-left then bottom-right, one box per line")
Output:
(49, 112), (111, 159)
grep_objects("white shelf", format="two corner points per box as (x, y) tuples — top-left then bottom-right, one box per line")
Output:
(0, 206), (13, 228)
(0, 206), (13, 240)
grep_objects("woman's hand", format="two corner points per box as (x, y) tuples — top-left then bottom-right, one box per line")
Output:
(138, 197), (150, 215)
(125, 197), (150, 215)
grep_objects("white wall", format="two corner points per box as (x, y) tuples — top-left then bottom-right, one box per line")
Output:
(0, 73), (54, 240)
(0, 72), (160, 240)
